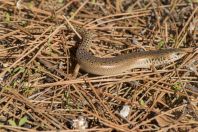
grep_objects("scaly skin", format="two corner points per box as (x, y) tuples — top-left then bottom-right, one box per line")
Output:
(67, 24), (188, 75)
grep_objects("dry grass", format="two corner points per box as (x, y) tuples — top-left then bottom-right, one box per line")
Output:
(0, 0), (198, 131)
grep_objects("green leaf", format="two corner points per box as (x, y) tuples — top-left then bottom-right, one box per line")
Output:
(8, 119), (17, 126)
(4, 12), (11, 22)
(13, 67), (21, 73)
(13, 67), (25, 74)
(19, 116), (28, 126)
(172, 82), (182, 91)
(139, 99), (145, 106)
(158, 40), (165, 49)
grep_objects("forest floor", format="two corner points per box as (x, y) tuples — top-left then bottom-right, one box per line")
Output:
(0, 0), (198, 131)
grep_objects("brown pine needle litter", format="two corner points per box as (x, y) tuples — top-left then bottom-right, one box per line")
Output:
(0, 0), (198, 131)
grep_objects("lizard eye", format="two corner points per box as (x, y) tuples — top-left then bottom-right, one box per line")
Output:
(175, 52), (185, 56)
(176, 52), (182, 56)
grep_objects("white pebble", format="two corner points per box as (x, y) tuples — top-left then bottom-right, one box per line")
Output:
(119, 105), (131, 118)
(72, 116), (88, 129)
